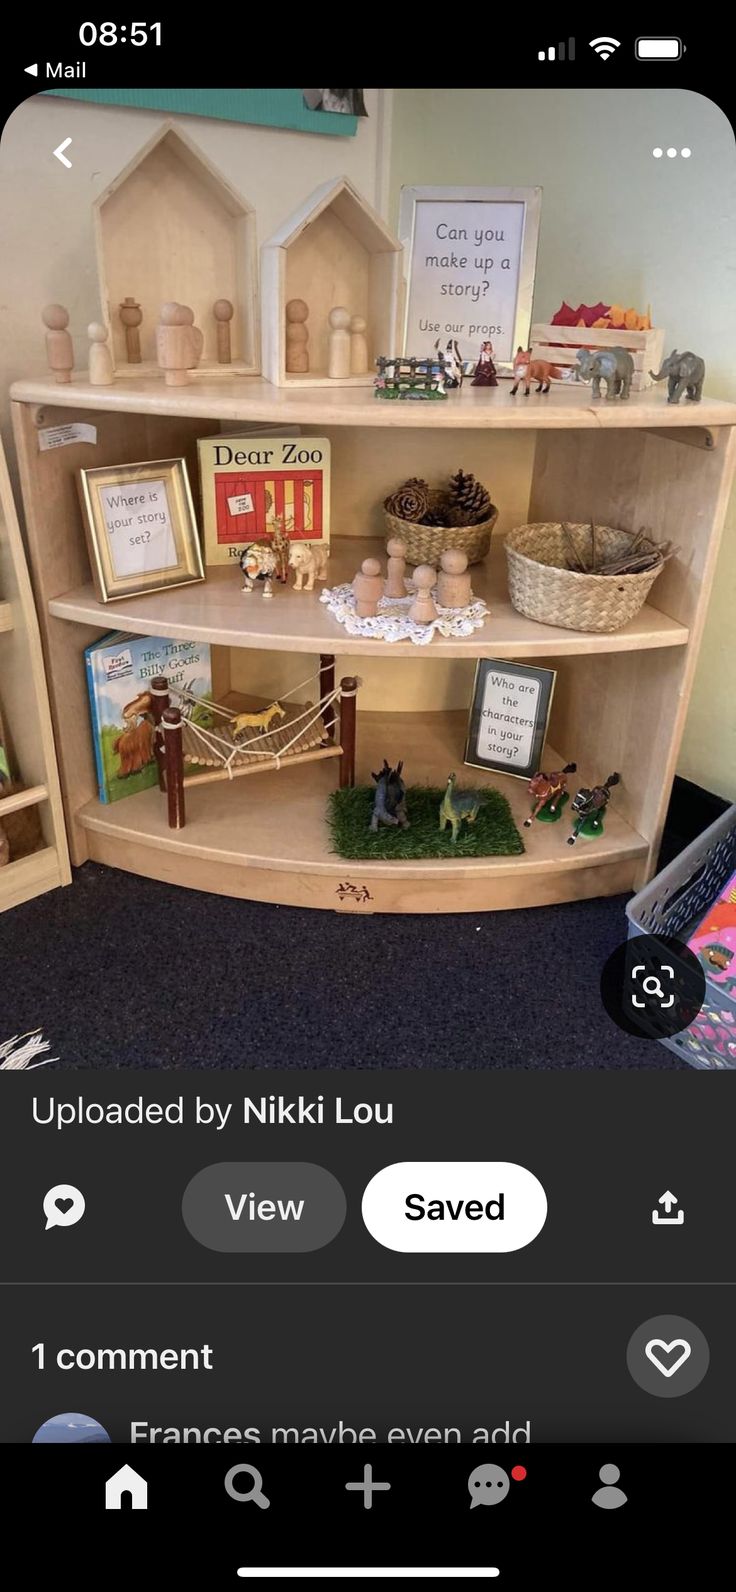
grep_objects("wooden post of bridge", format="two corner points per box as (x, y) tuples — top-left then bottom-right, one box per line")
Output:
(162, 707), (186, 828)
(338, 677), (359, 788)
(149, 675), (170, 792)
(320, 653), (336, 743)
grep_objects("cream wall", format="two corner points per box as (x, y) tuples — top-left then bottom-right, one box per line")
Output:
(389, 87), (736, 798)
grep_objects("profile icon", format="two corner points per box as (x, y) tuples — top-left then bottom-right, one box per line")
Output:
(592, 1463), (627, 1509)
(32, 1413), (111, 1445)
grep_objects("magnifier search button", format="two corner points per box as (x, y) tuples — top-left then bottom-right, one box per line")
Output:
(224, 1463), (271, 1508)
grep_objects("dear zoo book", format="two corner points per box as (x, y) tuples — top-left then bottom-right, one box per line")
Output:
(198, 433), (331, 567)
(85, 633), (212, 803)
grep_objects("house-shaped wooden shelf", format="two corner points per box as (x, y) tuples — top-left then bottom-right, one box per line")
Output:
(93, 123), (258, 376)
(261, 176), (403, 386)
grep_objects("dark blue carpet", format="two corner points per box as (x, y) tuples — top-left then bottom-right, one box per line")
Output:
(1, 860), (677, 1069)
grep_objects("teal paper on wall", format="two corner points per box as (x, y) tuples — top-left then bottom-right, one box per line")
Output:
(44, 88), (358, 136)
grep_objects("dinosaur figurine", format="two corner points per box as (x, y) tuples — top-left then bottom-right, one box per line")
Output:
(439, 773), (481, 842)
(370, 759), (409, 832)
(649, 348), (705, 404)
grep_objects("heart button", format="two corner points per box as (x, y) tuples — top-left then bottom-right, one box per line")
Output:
(645, 1338), (692, 1378)
(55, 1198), (74, 1214)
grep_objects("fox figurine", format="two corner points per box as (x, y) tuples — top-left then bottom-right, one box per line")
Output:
(510, 348), (562, 396)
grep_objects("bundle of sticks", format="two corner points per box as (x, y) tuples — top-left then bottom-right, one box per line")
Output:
(561, 522), (677, 577)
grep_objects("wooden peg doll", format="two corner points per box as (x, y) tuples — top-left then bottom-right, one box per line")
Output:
(156, 303), (203, 386)
(350, 314), (369, 375)
(437, 548), (472, 608)
(119, 297), (143, 362)
(42, 304), (73, 384)
(385, 537), (408, 598)
(213, 299), (234, 364)
(408, 564), (438, 625)
(328, 306), (351, 378)
(285, 299), (310, 373)
(87, 322), (114, 386)
(352, 557), (384, 617)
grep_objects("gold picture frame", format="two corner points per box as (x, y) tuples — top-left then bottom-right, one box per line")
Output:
(78, 457), (204, 603)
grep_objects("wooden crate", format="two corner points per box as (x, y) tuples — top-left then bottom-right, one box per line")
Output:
(530, 323), (666, 392)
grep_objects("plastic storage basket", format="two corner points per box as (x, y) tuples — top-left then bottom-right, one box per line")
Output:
(626, 805), (736, 1069)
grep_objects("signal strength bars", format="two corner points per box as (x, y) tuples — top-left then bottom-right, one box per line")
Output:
(538, 38), (575, 60)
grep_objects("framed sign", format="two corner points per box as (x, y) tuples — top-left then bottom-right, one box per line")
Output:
(399, 185), (542, 372)
(465, 659), (556, 780)
(78, 458), (204, 603)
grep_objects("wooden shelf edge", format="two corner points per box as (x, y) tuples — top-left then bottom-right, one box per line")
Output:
(0, 847), (66, 912)
(0, 600), (13, 633)
(0, 784), (48, 818)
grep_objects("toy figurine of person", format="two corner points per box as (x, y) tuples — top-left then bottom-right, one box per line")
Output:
(471, 340), (498, 387)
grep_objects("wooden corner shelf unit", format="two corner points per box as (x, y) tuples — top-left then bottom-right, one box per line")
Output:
(10, 375), (736, 913)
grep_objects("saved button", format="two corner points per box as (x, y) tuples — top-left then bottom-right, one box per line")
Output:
(362, 1163), (547, 1252)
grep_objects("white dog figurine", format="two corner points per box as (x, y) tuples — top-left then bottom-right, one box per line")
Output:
(289, 543), (330, 592)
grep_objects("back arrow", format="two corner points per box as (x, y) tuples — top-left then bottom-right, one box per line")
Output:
(53, 138), (73, 168)
(658, 1191), (678, 1212)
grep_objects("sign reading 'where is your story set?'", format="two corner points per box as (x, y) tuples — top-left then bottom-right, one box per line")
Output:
(465, 660), (556, 780)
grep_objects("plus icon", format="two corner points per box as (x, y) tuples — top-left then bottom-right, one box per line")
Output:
(345, 1463), (391, 1509)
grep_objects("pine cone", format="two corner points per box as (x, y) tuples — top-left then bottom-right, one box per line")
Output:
(384, 477), (429, 522)
(448, 469), (492, 526)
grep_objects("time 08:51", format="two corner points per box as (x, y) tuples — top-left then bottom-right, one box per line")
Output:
(79, 22), (162, 45)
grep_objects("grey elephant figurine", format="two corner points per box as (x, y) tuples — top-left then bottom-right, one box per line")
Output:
(649, 348), (705, 404)
(575, 346), (634, 400)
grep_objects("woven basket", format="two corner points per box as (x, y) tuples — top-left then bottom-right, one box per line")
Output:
(505, 522), (665, 633)
(384, 488), (497, 566)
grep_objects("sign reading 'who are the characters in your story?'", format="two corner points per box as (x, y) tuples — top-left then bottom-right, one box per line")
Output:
(464, 659), (556, 780)
(399, 186), (542, 369)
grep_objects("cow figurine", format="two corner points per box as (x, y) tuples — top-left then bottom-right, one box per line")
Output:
(434, 337), (464, 390)
(239, 542), (278, 598)
(568, 772), (621, 845)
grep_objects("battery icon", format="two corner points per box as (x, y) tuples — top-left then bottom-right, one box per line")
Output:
(636, 37), (683, 60)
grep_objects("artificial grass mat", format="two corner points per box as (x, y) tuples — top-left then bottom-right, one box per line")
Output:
(328, 784), (525, 861)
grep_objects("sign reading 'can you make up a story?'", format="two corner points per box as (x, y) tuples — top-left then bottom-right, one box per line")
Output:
(464, 660), (556, 781)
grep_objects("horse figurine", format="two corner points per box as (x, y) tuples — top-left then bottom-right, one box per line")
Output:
(370, 759), (409, 832)
(567, 772), (621, 845)
(230, 701), (286, 741)
(524, 762), (577, 826)
(439, 773), (481, 843)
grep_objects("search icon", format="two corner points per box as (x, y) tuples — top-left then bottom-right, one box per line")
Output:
(224, 1464), (271, 1508)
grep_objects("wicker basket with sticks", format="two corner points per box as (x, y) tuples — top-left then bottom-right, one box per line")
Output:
(505, 521), (674, 633)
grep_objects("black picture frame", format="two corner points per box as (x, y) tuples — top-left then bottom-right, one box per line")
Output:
(464, 659), (557, 780)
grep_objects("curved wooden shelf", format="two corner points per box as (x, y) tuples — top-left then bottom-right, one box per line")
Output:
(49, 537), (689, 660)
(11, 373), (736, 430)
(76, 711), (648, 913)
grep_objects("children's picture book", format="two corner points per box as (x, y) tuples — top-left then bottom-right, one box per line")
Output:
(197, 433), (330, 567)
(85, 632), (212, 803)
(687, 866), (736, 993)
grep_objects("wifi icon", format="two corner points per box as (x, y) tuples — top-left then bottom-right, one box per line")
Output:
(590, 35), (621, 59)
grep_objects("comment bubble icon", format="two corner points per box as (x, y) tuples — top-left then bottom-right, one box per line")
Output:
(468, 1463), (510, 1508)
(43, 1184), (85, 1230)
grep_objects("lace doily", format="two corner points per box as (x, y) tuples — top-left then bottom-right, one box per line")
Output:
(320, 582), (489, 646)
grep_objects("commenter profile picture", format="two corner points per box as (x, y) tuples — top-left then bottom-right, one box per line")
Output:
(32, 1413), (111, 1444)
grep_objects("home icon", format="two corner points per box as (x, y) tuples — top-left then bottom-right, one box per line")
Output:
(105, 1463), (148, 1510)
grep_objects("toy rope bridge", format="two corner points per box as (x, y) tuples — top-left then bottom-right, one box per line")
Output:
(148, 658), (359, 830)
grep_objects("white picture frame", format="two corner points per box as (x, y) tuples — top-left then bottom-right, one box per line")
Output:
(399, 185), (542, 374)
